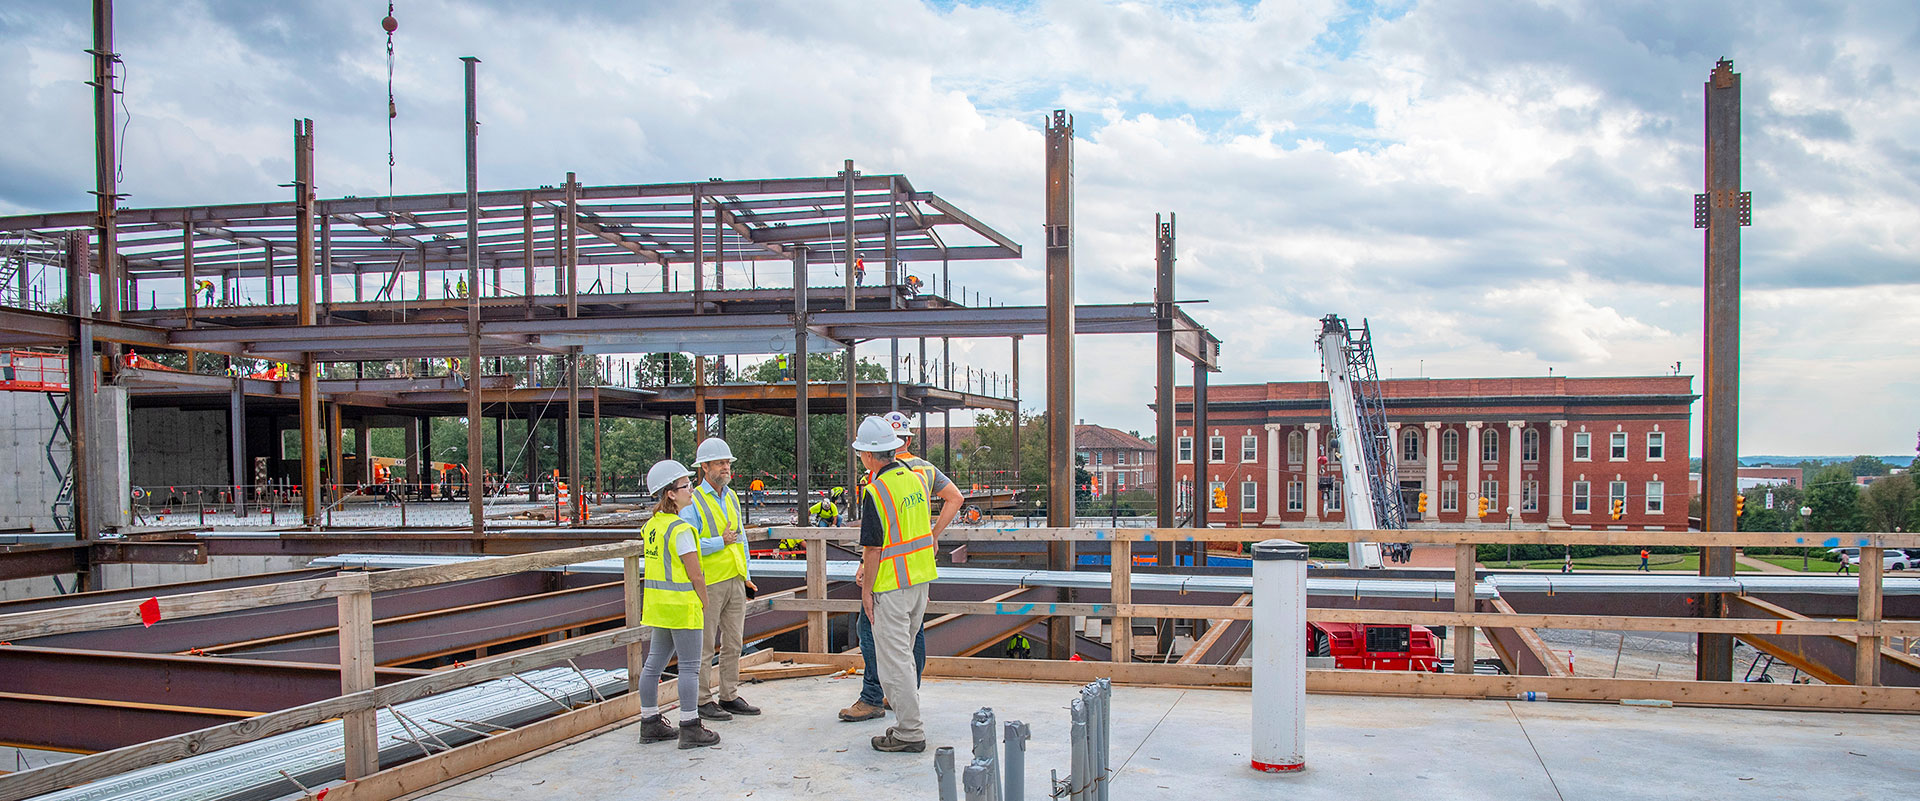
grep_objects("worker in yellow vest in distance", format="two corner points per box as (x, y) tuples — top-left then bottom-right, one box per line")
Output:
(634, 460), (720, 749)
(840, 412), (962, 723)
(851, 416), (942, 753)
(682, 437), (761, 721)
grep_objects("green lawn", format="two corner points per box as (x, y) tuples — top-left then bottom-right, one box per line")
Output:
(1485, 553), (1755, 572)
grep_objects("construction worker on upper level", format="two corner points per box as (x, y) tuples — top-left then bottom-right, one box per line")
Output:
(634, 459), (719, 749)
(851, 416), (938, 753)
(681, 437), (762, 722)
(839, 411), (961, 724)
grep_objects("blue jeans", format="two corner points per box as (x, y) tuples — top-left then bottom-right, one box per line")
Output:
(856, 609), (924, 706)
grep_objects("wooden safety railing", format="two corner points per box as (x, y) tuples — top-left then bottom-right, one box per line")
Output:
(772, 525), (1920, 707)
(0, 540), (650, 801)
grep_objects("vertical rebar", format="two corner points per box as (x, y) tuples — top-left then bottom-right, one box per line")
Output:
(963, 761), (994, 801)
(971, 708), (1001, 801)
(1096, 679), (1112, 801)
(1003, 720), (1029, 801)
(1069, 697), (1089, 801)
(936, 746), (959, 801)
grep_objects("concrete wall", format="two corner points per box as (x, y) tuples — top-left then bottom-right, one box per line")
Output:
(0, 390), (61, 531)
(130, 407), (230, 496)
(89, 385), (130, 530)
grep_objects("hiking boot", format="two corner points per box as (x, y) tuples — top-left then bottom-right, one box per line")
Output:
(678, 719), (721, 749)
(839, 700), (885, 722)
(719, 696), (762, 716)
(638, 714), (677, 744)
(871, 727), (925, 753)
(697, 701), (733, 721)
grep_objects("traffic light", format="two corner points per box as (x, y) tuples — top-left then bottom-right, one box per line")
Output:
(1734, 494), (1745, 517)
(1211, 486), (1228, 510)
(1476, 496), (1489, 518)
(1610, 498), (1624, 520)
(1417, 492), (1429, 514)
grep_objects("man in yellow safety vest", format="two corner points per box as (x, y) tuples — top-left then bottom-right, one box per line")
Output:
(682, 437), (761, 721)
(852, 416), (938, 753)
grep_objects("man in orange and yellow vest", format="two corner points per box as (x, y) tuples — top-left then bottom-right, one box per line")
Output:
(851, 416), (944, 753)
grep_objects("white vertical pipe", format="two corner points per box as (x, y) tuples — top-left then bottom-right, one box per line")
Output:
(1251, 538), (1308, 772)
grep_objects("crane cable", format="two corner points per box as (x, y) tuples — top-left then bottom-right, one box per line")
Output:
(384, 3), (398, 202)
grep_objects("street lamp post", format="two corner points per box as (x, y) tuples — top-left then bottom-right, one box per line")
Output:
(1800, 505), (1813, 571)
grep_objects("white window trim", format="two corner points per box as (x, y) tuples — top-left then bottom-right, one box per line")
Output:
(1646, 431), (1666, 461)
(1441, 429), (1460, 463)
(1209, 436), (1226, 463)
(1241, 435), (1259, 463)
(1609, 432), (1628, 462)
(1325, 482), (1342, 512)
(1401, 429), (1421, 462)
(1522, 480), (1539, 512)
(1482, 430), (1501, 463)
(1572, 481), (1590, 514)
(1573, 432), (1591, 462)
(1287, 480), (1304, 512)
(1241, 481), (1259, 512)
(1609, 481), (1628, 514)
(1522, 429), (1540, 463)
(1645, 481), (1665, 514)
(1177, 436), (1192, 464)
(1441, 479), (1459, 512)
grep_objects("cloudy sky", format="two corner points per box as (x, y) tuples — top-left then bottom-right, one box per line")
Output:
(3, 0), (1915, 457)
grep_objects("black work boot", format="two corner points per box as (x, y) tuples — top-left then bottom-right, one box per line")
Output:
(679, 719), (721, 749)
(638, 714), (676, 744)
(719, 696), (762, 716)
(697, 701), (733, 721)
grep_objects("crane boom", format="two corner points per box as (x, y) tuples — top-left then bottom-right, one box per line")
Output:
(1316, 315), (1405, 568)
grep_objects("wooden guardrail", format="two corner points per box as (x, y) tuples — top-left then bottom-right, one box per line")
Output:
(770, 525), (1920, 695)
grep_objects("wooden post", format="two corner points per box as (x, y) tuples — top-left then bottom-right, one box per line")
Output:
(336, 575), (378, 779)
(1111, 539), (1131, 663)
(806, 539), (827, 652)
(1857, 546), (1882, 686)
(624, 555), (644, 694)
(1452, 543), (1476, 674)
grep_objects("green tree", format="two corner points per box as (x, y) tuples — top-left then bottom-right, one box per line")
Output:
(1861, 472), (1917, 532)
(1848, 455), (1891, 477)
(1804, 464), (1865, 532)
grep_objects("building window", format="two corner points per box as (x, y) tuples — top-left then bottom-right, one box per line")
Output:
(1646, 481), (1665, 514)
(1325, 482), (1342, 512)
(1241, 481), (1259, 512)
(1242, 435), (1259, 463)
(1115, 472), (1125, 490)
(1441, 429), (1459, 462)
(1094, 451), (1103, 466)
(1522, 480), (1539, 512)
(1573, 481), (1590, 513)
(1287, 481), (1303, 512)
(1480, 479), (1500, 511)
(1441, 479), (1459, 512)
(1573, 432), (1591, 461)
(1400, 429), (1420, 462)
(1646, 431), (1665, 461)
(1209, 436), (1226, 463)
(1609, 481), (1628, 516)
(1610, 432), (1628, 461)
(1176, 480), (1192, 512)
(1177, 437), (1192, 463)
(1522, 429), (1540, 463)
(1208, 481), (1225, 511)
(1482, 429), (1500, 463)
(1287, 431), (1304, 464)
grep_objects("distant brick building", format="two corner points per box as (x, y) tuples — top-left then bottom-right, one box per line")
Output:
(1075, 423), (1156, 496)
(1172, 376), (1696, 530)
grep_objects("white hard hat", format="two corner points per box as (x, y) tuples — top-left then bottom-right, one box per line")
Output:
(694, 437), (735, 465)
(645, 459), (694, 495)
(851, 415), (904, 453)
(884, 411), (913, 438)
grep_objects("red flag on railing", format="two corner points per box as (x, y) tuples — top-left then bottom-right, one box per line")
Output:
(138, 597), (161, 628)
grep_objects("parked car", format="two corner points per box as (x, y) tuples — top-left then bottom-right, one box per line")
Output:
(1827, 548), (1909, 571)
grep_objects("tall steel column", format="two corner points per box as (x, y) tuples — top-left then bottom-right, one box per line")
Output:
(294, 119), (321, 528)
(1696, 58), (1750, 682)
(463, 57), (485, 536)
(1010, 336), (1021, 493)
(841, 160), (860, 501)
(1043, 110), (1076, 659)
(1191, 363), (1209, 531)
(65, 233), (93, 542)
(91, 0), (122, 369)
(1155, 214), (1176, 537)
(793, 246), (811, 525)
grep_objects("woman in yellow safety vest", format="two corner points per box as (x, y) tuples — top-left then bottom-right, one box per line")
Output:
(634, 459), (721, 749)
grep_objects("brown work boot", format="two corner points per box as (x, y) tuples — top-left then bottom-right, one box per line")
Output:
(882, 696), (892, 710)
(871, 726), (925, 753)
(697, 701), (733, 721)
(678, 719), (721, 749)
(719, 696), (761, 716)
(637, 714), (676, 744)
(839, 699), (885, 722)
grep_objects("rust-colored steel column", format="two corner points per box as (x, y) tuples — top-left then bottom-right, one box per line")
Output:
(463, 57), (485, 536)
(565, 172), (579, 318)
(521, 193), (535, 317)
(793, 247), (812, 525)
(294, 119), (321, 528)
(1191, 361), (1209, 532)
(692, 185), (704, 311)
(91, 0), (122, 370)
(65, 233), (93, 543)
(182, 226), (197, 372)
(1696, 58), (1749, 682)
(320, 212), (333, 317)
(1156, 214), (1176, 533)
(841, 160), (860, 501)
(327, 403), (343, 507)
(1010, 336), (1021, 494)
(593, 387), (603, 496)
(567, 348), (584, 523)
(1043, 109), (1075, 659)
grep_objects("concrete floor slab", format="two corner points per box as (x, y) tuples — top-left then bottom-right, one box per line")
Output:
(414, 674), (1920, 800)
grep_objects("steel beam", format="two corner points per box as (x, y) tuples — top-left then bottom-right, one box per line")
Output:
(1043, 109), (1075, 660)
(1155, 215), (1175, 531)
(1697, 58), (1747, 682)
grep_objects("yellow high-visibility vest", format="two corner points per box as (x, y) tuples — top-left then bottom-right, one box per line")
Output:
(691, 485), (747, 583)
(867, 465), (936, 593)
(641, 511), (703, 630)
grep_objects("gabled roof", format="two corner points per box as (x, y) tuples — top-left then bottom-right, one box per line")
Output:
(1075, 423), (1153, 451)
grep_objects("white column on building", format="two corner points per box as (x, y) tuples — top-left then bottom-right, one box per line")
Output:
(1507, 420), (1524, 522)
(1303, 423), (1321, 523)
(1465, 421), (1483, 522)
(1264, 423), (1283, 525)
(1548, 420), (1568, 527)
(1424, 422), (1441, 519)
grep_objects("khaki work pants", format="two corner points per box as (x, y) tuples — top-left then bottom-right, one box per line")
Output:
(698, 575), (748, 705)
(872, 582), (931, 742)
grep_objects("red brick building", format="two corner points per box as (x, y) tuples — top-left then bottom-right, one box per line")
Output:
(1075, 423), (1155, 496)
(1172, 376), (1696, 530)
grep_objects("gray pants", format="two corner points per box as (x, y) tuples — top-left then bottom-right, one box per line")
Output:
(872, 582), (931, 742)
(639, 626), (703, 718)
(699, 576), (749, 705)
